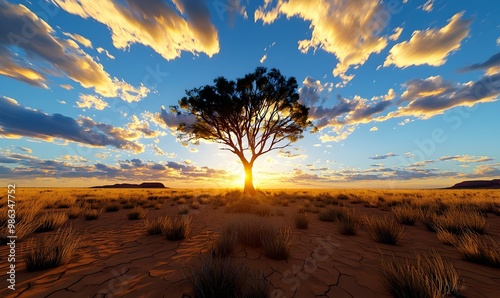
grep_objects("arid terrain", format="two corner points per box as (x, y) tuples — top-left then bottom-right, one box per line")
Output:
(1, 188), (499, 298)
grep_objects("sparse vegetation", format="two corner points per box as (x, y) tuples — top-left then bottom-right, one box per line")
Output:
(338, 209), (360, 236)
(210, 226), (238, 259)
(364, 215), (404, 245)
(294, 213), (309, 229)
(161, 216), (192, 241)
(35, 212), (68, 232)
(128, 206), (149, 220)
(144, 216), (169, 235)
(392, 205), (420, 225)
(83, 208), (103, 220)
(380, 250), (461, 298)
(454, 233), (500, 267)
(261, 227), (292, 260)
(25, 227), (80, 271)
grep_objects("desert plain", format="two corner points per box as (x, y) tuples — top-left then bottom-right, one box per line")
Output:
(1, 188), (499, 298)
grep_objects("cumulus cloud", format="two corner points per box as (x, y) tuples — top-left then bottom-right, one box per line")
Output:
(0, 2), (149, 102)
(369, 152), (398, 160)
(60, 84), (73, 90)
(97, 47), (115, 59)
(62, 32), (93, 48)
(157, 106), (196, 130)
(384, 12), (471, 68)
(126, 114), (163, 139)
(0, 96), (143, 152)
(52, 0), (220, 60)
(369, 126), (378, 131)
(459, 52), (500, 75)
(255, 0), (389, 86)
(379, 73), (500, 119)
(76, 94), (109, 110)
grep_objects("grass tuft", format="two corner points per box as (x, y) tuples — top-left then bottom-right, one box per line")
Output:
(161, 216), (192, 241)
(210, 226), (238, 259)
(25, 226), (80, 271)
(260, 227), (292, 260)
(35, 212), (68, 232)
(294, 213), (309, 229)
(392, 205), (420, 225)
(380, 250), (461, 298)
(453, 233), (500, 267)
(83, 208), (103, 220)
(128, 206), (149, 220)
(364, 215), (404, 245)
(144, 216), (169, 235)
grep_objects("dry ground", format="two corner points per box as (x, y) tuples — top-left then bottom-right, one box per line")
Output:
(1, 188), (499, 297)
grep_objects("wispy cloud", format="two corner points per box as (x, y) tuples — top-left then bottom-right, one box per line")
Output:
(459, 52), (500, 75)
(96, 47), (115, 59)
(62, 32), (93, 48)
(438, 155), (494, 163)
(369, 152), (398, 160)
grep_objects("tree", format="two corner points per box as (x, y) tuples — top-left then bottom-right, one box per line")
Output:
(170, 67), (313, 195)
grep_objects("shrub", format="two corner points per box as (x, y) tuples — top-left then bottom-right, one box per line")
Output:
(380, 250), (461, 298)
(210, 226), (238, 259)
(161, 216), (192, 241)
(35, 212), (68, 232)
(364, 215), (404, 245)
(421, 210), (438, 232)
(83, 208), (103, 220)
(144, 216), (169, 235)
(261, 227), (292, 260)
(294, 213), (309, 229)
(25, 227), (80, 271)
(392, 205), (420, 225)
(122, 202), (135, 209)
(454, 233), (500, 267)
(154, 203), (162, 210)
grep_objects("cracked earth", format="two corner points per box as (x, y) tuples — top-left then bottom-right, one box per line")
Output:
(1, 200), (499, 298)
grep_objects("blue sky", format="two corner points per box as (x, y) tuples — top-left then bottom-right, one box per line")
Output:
(1, 0), (499, 188)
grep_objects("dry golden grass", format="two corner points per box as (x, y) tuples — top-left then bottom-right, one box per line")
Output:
(128, 206), (149, 220)
(210, 226), (238, 259)
(364, 215), (404, 245)
(229, 215), (276, 248)
(161, 216), (192, 241)
(380, 250), (461, 298)
(454, 233), (500, 267)
(294, 213), (309, 229)
(25, 226), (80, 271)
(260, 227), (292, 260)
(83, 208), (103, 220)
(337, 209), (360, 236)
(144, 216), (170, 235)
(392, 205), (420, 225)
(35, 212), (68, 232)
(66, 205), (82, 219)
(187, 255), (269, 298)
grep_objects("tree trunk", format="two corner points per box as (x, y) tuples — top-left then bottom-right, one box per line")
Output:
(243, 162), (256, 196)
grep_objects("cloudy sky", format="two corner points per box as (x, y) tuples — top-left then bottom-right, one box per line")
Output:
(1, 0), (499, 189)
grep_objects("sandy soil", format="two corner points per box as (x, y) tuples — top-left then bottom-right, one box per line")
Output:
(1, 199), (499, 298)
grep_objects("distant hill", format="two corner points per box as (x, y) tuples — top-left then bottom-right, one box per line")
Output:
(448, 179), (500, 189)
(91, 182), (167, 189)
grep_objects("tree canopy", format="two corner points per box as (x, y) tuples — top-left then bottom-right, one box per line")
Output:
(170, 67), (313, 194)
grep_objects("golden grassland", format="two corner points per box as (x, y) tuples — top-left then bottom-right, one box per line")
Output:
(1, 187), (500, 297)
